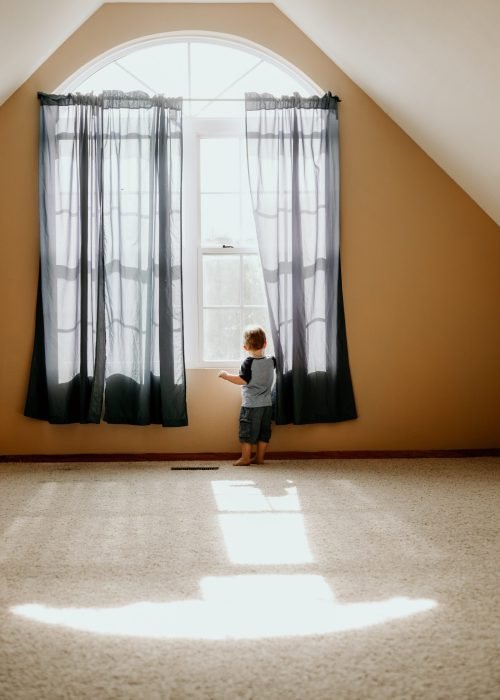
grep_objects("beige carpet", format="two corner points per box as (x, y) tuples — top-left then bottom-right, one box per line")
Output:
(0, 457), (499, 699)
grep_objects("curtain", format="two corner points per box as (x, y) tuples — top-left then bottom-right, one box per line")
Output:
(25, 91), (187, 426)
(245, 92), (356, 424)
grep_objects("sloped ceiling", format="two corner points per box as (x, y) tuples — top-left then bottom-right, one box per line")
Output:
(0, 0), (499, 224)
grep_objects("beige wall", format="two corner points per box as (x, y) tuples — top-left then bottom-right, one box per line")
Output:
(1, 3), (499, 456)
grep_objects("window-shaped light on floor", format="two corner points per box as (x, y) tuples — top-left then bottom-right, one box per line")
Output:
(212, 480), (311, 564)
(11, 575), (437, 640)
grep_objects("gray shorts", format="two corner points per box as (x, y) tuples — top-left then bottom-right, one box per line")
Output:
(239, 405), (273, 444)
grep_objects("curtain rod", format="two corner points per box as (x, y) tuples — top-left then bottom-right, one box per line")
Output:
(41, 92), (340, 103)
(40, 92), (340, 103)
(182, 95), (341, 102)
(180, 98), (247, 102)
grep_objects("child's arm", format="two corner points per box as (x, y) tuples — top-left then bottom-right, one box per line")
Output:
(218, 371), (247, 386)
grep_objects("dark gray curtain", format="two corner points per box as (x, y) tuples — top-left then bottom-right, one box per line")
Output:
(245, 92), (356, 424)
(25, 91), (187, 426)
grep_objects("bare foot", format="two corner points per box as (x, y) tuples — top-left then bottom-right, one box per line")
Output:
(250, 458), (264, 465)
(233, 458), (251, 466)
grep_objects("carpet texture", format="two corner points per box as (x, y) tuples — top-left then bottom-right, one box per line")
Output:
(0, 458), (499, 699)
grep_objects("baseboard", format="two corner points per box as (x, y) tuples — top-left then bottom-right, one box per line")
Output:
(1, 449), (499, 462)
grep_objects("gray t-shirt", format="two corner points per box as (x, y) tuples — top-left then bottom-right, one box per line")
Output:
(239, 355), (276, 408)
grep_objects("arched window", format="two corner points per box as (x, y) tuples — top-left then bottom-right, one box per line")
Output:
(65, 36), (320, 366)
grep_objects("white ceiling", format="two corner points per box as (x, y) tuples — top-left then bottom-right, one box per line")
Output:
(0, 0), (499, 224)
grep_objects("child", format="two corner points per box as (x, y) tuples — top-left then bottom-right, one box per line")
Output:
(218, 325), (276, 466)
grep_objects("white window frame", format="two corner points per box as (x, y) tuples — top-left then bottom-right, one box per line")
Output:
(183, 116), (267, 368)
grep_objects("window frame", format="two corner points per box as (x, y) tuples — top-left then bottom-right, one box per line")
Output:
(59, 34), (321, 369)
(183, 116), (268, 369)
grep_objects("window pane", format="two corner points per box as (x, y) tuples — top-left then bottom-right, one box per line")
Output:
(193, 99), (245, 119)
(76, 63), (146, 94)
(118, 43), (189, 95)
(201, 193), (240, 246)
(204, 309), (240, 361)
(190, 42), (260, 99)
(220, 60), (312, 98)
(241, 193), (258, 247)
(203, 255), (240, 306)
(242, 255), (266, 306)
(200, 139), (240, 193)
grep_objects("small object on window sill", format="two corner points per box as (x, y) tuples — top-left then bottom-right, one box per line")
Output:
(222, 244), (234, 248)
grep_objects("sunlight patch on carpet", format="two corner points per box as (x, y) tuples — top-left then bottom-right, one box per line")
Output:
(211, 479), (301, 512)
(219, 512), (313, 564)
(213, 479), (312, 564)
(12, 574), (437, 640)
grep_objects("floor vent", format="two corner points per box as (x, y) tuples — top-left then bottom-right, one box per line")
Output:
(171, 466), (220, 471)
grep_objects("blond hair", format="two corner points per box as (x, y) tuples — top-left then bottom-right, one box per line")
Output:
(243, 325), (267, 351)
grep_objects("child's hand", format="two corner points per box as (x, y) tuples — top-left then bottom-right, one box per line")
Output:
(218, 370), (228, 379)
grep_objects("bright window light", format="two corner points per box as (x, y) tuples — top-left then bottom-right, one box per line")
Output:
(67, 36), (318, 367)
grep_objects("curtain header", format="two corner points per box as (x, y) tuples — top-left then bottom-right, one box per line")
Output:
(38, 90), (183, 111)
(245, 91), (340, 112)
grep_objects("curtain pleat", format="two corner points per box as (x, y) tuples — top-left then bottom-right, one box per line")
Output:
(245, 92), (357, 424)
